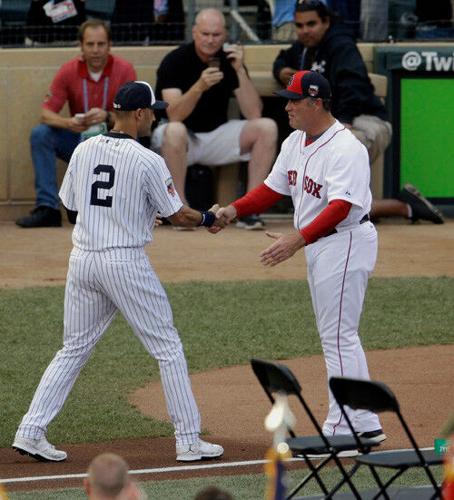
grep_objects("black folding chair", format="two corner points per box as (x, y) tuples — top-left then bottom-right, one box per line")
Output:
(251, 359), (381, 499)
(329, 377), (443, 499)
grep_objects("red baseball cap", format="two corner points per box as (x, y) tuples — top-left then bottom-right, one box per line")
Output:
(275, 70), (332, 100)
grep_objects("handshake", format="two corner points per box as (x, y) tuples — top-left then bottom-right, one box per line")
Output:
(206, 204), (238, 234)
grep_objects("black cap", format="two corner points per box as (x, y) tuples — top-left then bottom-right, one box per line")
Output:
(274, 70), (332, 100)
(113, 81), (168, 111)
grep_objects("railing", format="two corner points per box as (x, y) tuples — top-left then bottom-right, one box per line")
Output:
(1, 0), (454, 48)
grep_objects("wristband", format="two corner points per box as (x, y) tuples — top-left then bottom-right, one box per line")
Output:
(199, 210), (216, 227)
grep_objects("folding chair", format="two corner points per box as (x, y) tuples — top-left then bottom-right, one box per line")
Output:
(251, 359), (381, 499)
(329, 377), (443, 499)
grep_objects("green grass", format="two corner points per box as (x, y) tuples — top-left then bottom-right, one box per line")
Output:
(7, 466), (444, 499)
(1, 278), (453, 447)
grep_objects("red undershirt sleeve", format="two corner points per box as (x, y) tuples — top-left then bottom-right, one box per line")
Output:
(232, 183), (284, 217)
(300, 199), (352, 244)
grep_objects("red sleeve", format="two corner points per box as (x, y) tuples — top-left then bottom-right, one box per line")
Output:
(232, 183), (284, 217)
(42, 65), (69, 113)
(300, 200), (352, 244)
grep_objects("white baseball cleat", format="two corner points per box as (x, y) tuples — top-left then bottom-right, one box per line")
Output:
(13, 436), (67, 462)
(176, 439), (224, 461)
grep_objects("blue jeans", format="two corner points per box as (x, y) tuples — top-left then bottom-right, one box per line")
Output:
(30, 125), (80, 209)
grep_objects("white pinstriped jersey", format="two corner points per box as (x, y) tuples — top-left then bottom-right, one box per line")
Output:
(60, 133), (182, 250)
(264, 120), (372, 232)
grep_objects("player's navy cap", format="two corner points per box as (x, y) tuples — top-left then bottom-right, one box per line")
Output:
(274, 70), (331, 100)
(113, 81), (168, 111)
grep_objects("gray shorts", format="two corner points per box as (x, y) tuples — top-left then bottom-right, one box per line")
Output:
(351, 114), (392, 164)
(151, 119), (251, 167)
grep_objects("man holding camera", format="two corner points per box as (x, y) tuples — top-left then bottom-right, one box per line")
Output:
(152, 8), (277, 229)
(16, 19), (136, 228)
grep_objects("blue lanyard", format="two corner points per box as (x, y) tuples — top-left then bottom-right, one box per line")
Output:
(82, 77), (110, 113)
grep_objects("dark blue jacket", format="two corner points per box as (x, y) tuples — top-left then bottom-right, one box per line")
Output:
(273, 23), (388, 124)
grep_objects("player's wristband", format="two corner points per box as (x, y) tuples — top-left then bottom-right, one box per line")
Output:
(199, 210), (216, 227)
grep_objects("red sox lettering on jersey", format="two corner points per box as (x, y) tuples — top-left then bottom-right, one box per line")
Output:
(303, 175), (322, 199)
(288, 170), (322, 199)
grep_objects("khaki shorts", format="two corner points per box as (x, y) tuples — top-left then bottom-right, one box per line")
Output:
(351, 114), (392, 164)
(151, 119), (251, 167)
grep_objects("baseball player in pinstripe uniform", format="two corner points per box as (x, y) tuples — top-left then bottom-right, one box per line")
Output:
(13, 81), (224, 463)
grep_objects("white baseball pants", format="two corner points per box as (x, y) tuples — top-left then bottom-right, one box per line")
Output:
(305, 221), (382, 435)
(17, 247), (201, 446)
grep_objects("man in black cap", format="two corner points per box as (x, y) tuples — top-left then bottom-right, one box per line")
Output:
(214, 70), (386, 448)
(12, 80), (225, 464)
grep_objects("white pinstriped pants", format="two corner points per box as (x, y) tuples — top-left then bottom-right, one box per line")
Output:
(305, 222), (382, 435)
(17, 247), (201, 446)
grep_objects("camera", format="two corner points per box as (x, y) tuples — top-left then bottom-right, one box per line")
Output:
(208, 57), (221, 68)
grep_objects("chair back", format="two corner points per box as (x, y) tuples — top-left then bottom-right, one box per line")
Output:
(330, 376), (431, 461)
(251, 358), (328, 439)
(329, 377), (400, 414)
(251, 358), (302, 397)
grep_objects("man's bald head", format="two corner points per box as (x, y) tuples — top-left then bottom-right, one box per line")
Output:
(194, 8), (226, 28)
(85, 453), (131, 498)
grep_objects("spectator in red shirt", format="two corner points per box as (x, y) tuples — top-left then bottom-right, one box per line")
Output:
(17, 19), (137, 228)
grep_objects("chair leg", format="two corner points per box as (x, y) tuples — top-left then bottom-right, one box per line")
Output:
(366, 465), (390, 500)
(372, 468), (407, 500)
(327, 462), (362, 498)
(326, 457), (362, 499)
(286, 456), (331, 499)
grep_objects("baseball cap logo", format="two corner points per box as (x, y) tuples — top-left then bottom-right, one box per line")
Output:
(308, 84), (319, 97)
(287, 74), (296, 87)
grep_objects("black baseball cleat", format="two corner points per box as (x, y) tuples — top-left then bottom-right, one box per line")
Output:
(236, 215), (265, 230)
(357, 428), (387, 444)
(398, 184), (444, 224)
(16, 206), (62, 228)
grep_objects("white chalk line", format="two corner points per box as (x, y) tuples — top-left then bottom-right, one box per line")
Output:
(0, 447), (436, 485)
(0, 458), (298, 485)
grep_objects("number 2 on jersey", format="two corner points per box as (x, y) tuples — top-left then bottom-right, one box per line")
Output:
(90, 164), (115, 207)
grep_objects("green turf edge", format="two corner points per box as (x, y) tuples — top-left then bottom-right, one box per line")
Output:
(6, 465), (444, 499)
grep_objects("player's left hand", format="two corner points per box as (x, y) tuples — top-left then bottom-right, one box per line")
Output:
(260, 231), (306, 267)
(224, 43), (244, 72)
(84, 107), (108, 125)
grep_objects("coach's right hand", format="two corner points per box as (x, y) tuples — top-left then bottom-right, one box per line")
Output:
(208, 205), (237, 234)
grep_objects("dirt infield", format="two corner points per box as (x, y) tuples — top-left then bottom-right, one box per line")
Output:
(1, 219), (454, 288)
(1, 219), (453, 490)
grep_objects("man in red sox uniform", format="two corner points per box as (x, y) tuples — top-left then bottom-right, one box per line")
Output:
(214, 71), (386, 449)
